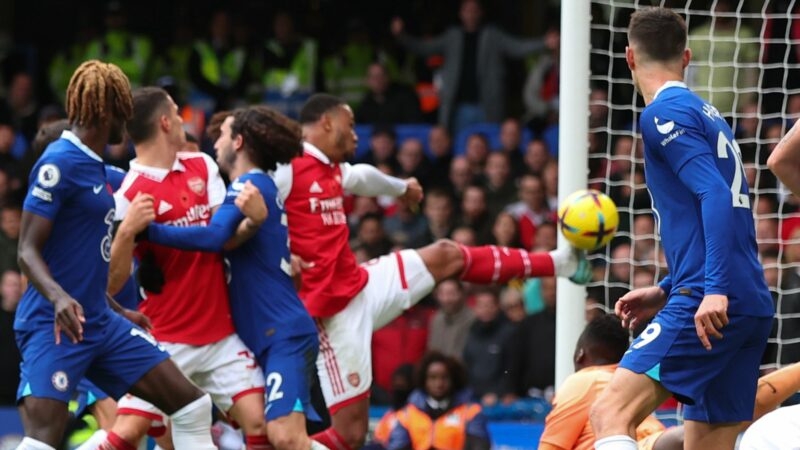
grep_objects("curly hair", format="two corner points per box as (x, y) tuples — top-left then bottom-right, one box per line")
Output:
(580, 313), (630, 364)
(414, 351), (467, 396)
(206, 109), (235, 143)
(230, 106), (303, 172)
(66, 60), (133, 127)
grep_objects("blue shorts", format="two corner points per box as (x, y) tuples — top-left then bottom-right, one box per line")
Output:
(620, 298), (771, 423)
(73, 379), (110, 417)
(258, 333), (321, 422)
(16, 311), (169, 404)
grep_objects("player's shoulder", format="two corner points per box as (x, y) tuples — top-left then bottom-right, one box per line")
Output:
(36, 138), (80, 167)
(237, 171), (278, 195)
(177, 151), (219, 173)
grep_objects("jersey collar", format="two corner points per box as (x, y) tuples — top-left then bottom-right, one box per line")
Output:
(129, 157), (186, 182)
(303, 141), (332, 165)
(653, 81), (688, 101)
(61, 130), (103, 163)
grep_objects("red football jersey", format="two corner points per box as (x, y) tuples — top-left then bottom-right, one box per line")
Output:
(115, 152), (234, 345)
(275, 143), (368, 318)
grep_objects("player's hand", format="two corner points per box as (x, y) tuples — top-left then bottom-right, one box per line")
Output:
(121, 192), (156, 235)
(399, 178), (424, 207)
(615, 286), (667, 330)
(234, 180), (267, 225)
(54, 295), (85, 344)
(695, 294), (729, 351)
(391, 17), (404, 36)
(122, 308), (152, 331)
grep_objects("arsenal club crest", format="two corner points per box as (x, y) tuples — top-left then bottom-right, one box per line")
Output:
(187, 176), (206, 195)
(348, 372), (361, 387)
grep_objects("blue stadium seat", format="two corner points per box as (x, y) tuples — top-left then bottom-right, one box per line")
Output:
(354, 124), (373, 160)
(542, 123), (559, 157)
(395, 124), (434, 158)
(454, 122), (534, 155)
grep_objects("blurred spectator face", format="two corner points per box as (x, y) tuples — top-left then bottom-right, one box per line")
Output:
(461, 186), (487, 220)
(9, 73), (34, 112)
(0, 126), (14, 154)
(357, 216), (385, 246)
(524, 140), (550, 174)
(541, 277), (556, 310)
(0, 170), (9, 202)
(351, 196), (381, 220)
(738, 101), (759, 139)
(534, 222), (557, 251)
(589, 88), (609, 125)
(542, 161), (558, 198)
(425, 361), (452, 400)
(754, 196), (776, 218)
(762, 254), (780, 290)
(633, 214), (656, 261)
(465, 135), (489, 169)
(428, 126), (452, 158)
(424, 193), (453, 228)
(611, 244), (632, 282)
(518, 175), (546, 211)
(484, 152), (510, 188)
(756, 218), (779, 255)
(397, 138), (424, 174)
(632, 269), (655, 289)
(435, 280), (465, 315)
(500, 288), (525, 322)
(366, 63), (390, 96)
(451, 226), (477, 246)
(785, 228), (800, 263)
(765, 122), (784, 153)
(611, 136), (634, 175)
(1, 270), (21, 309)
(459, 0), (483, 31)
(492, 213), (518, 246)
(1, 207), (21, 240)
(449, 156), (472, 191)
(473, 291), (500, 323)
(499, 119), (522, 152)
(370, 132), (396, 162)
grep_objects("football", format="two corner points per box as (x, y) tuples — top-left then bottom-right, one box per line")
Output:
(558, 189), (619, 250)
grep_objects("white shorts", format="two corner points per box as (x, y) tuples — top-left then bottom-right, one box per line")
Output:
(315, 249), (435, 411)
(117, 333), (265, 424)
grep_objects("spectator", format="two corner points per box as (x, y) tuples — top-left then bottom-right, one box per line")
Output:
(359, 124), (399, 173)
(0, 203), (20, 274)
(589, 85), (610, 129)
(392, 0), (555, 132)
(371, 364), (416, 448)
(490, 212), (521, 248)
(756, 216), (780, 257)
(605, 242), (633, 307)
(411, 188), (455, 248)
(448, 156), (474, 206)
(533, 221), (558, 251)
(384, 201), (429, 249)
(6, 72), (39, 146)
(764, 227), (800, 366)
(499, 287), (526, 323)
(450, 226), (478, 247)
(632, 214), (656, 263)
(427, 125), (454, 188)
(396, 137), (430, 184)
(462, 288), (514, 405)
(356, 63), (422, 124)
(505, 174), (552, 250)
(504, 276), (557, 402)
(464, 133), (490, 177)
(351, 212), (394, 260)
(261, 11), (318, 114)
(523, 26), (560, 130)
(387, 352), (490, 450)
(482, 152), (517, 218)
(456, 185), (493, 245)
(428, 280), (475, 360)
(0, 269), (22, 405)
(542, 160), (559, 210)
(497, 118), (527, 177)
(523, 138), (553, 177)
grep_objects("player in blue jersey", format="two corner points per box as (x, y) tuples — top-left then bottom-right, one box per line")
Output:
(589, 8), (774, 450)
(144, 105), (327, 450)
(14, 60), (216, 450)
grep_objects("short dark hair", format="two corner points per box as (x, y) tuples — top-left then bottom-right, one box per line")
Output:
(628, 7), (687, 63)
(299, 93), (346, 124)
(32, 119), (70, 156)
(230, 106), (303, 172)
(415, 351), (467, 395)
(579, 314), (630, 364)
(127, 87), (171, 144)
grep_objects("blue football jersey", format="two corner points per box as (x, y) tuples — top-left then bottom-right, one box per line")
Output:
(640, 81), (772, 317)
(16, 131), (116, 330)
(104, 164), (127, 192)
(148, 169), (316, 356)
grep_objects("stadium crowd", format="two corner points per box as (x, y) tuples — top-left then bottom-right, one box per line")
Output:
(1, 0), (800, 448)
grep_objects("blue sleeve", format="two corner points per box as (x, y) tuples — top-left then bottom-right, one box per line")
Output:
(658, 275), (672, 294)
(465, 410), (490, 440)
(673, 153), (733, 295)
(147, 194), (245, 252)
(23, 156), (74, 220)
(386, 419), (412, 450)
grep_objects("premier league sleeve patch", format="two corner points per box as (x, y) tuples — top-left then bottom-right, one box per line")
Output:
(37, 163), (61, 188)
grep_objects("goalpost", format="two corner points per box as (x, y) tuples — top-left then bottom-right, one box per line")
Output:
(559, 0), (800, 408)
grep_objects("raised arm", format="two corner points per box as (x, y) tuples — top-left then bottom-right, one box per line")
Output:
(392, 17), (450, 56)
(341, 162), (424, 206)
(108, 193), (156, 295)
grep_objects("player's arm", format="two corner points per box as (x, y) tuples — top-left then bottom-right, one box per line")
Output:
(108, 193), (155, 295)
(106, 292), (152, 330)
(225, 181), (267, 250)
(768, 119), (800, 197)
(341, 162), (423, 204)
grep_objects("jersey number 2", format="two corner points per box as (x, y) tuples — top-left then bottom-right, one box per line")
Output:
(716, 132), (750, 209)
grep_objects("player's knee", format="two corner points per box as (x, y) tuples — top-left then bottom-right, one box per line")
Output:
(336, 421), (368, 449)
(110, 415), (152, 446)
(269, 427), (308, 450)
(424, 239), (464, 280)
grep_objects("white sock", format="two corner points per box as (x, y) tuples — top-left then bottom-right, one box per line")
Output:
(74, 429), (108, 450)
(595, 435), (638, 450)
(169, 394), (216, 450)
(549, 247), (577, 277)
(311, 441), (331, 450)
(15, 437), (56, 450)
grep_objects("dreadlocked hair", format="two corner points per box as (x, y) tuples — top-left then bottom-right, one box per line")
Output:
(66, 60), (133, 127)
(231, 106), (303, 172)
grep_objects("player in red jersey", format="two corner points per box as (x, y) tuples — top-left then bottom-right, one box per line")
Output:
(270, 93), (592, 450)
(97, 88), (269, 450)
